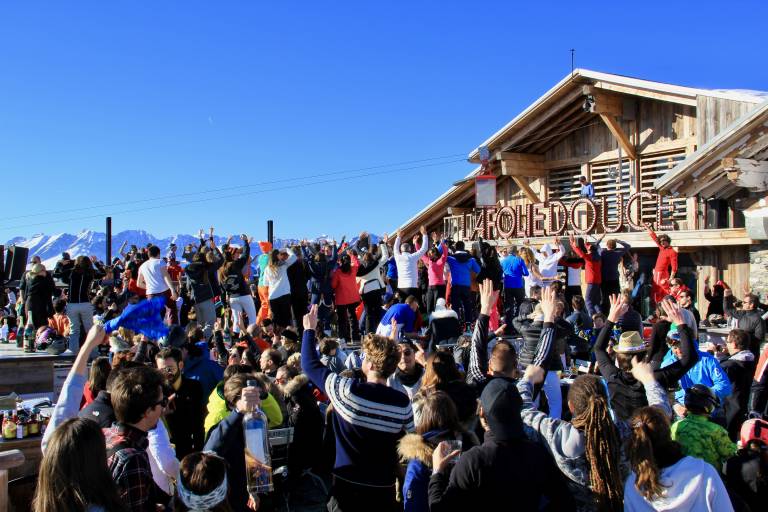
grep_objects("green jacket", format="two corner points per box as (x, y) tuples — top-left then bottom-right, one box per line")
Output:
(671, 413), (736, 471)
(204, 381), (283, 435)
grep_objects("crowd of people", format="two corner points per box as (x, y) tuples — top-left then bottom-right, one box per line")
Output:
(2, 225), (768, 511)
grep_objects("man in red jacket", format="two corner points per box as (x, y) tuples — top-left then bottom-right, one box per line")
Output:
(569, 233), (603, 315)
(647, 225), (678, 305)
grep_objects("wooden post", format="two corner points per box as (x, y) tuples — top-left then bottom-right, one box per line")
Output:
(0, 450), (25, 512)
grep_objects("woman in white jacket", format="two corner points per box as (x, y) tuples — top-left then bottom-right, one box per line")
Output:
(394, 225), (428, 303)
(357, 234), (390, 333)
(263, 248), (297, 331)
(624, 406), (733, 512)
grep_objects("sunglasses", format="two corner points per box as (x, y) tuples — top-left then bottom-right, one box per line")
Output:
(153, 396), (169, 409)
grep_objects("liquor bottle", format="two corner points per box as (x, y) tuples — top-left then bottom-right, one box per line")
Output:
(242, 379), (273, 495)
(23, 324), (36, 352)
(29, 409), (40, 436)
(2, 411), (15, 439)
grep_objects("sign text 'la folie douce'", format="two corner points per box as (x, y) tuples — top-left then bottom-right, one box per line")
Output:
(463, 191), (675, 240)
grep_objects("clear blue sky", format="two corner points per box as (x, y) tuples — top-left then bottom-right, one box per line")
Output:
(1, 0), (766, 242)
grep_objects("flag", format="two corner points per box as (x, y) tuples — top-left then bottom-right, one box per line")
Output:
(104, 297), (169, 340)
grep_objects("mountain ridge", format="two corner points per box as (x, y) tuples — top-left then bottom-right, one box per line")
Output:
(5, 230), (380, 270)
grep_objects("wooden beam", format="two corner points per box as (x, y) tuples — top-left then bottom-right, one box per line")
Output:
(511, 176), (542, 202)
(494, 151), (544, 163)
(592, 80), (698, 106)
(583, 86), (623, 116)
(599, 113), (637, 160)
(512, 102), (585, 152)
(722, 158), (768, 191)
(500, 160), (548, 177)
(500, 87), (585, 152)
(527, 112), (592, 154)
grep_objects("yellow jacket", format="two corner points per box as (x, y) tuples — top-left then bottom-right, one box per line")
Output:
(204, 381), (283, 435)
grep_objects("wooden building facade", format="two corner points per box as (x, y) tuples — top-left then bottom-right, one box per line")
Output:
(398, 69), (768, 310)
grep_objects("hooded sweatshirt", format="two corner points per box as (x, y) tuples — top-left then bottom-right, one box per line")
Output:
(623, 456), (733, 511)
(535, 243), (564, 280)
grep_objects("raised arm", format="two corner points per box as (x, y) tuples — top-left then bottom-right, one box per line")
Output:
(654, 299), (699, 388)
(646, 225), (662, 249)
(413, 227), (429, 259)
(594, 294), (627, 380)
(300, 305), (331, 394)
(466, 279), (496, 388)
(42, 325), (106, 452)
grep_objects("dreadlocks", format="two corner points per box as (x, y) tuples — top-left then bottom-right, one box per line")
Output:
(569, 375), (624, 512)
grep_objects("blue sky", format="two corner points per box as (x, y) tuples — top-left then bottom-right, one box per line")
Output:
(1, 0), (766, 242)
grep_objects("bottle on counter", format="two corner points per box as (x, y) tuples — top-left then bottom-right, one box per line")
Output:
(28, 410), (40, 436)
(1, 411), (15, 439)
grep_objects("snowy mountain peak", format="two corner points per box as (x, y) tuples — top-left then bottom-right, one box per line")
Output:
(5, 231), (378, 271)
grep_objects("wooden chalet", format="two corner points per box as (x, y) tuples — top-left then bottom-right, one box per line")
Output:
(397, 69), (768, 309)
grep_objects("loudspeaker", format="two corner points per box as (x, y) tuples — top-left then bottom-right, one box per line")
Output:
(5, 246), (29, 283)
(0, 245), (4, 284)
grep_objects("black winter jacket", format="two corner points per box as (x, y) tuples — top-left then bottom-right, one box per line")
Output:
(428, 430), (575, 511)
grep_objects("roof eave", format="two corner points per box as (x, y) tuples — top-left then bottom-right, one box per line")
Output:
(654, 100), (768, 193)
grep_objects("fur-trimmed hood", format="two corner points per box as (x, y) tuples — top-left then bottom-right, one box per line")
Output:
(283, 373), (310, 398)
(398, 433), (434, 466)
(430, 308), (458, 321)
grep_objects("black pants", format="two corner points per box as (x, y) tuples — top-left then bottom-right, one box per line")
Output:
(291, 292), (309, 335)
(327, 478), (397, 512)
(425, 284), (446, 314)
(601, 279), (620, 312)
(451, 284), (474, 326)
(269, 294), (293, 329)
(397, 287), (420, 306)
(361, 288), (384, 334)
(336, 302), (360, 342)
(503, 287), (525, 334)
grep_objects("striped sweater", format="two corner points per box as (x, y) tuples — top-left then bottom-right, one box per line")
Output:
(302, 330), (414, 486)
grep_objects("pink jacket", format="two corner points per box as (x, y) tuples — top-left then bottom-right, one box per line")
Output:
(421, 242), (448, 286)
(331, 253), (361, 306)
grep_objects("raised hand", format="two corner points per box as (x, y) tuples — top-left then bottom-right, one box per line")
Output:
(660, 298), (685, 325)
(630, 356), (655, 385)
(523, 365), (546, 385)
(419, 225), (427, 235)
(479, 279), (498, 316)
(303, 304), (318, 331)
(607, 294), (629, 323)
(540, 285), (557, 323)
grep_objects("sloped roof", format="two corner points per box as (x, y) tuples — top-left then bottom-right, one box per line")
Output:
(654, 100), (768, 198)
(467, 68), (767, 162)
(397, 69), (767, 234)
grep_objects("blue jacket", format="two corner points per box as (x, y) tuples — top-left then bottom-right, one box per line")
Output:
(500, 255), (528, 289)
(184, 347), (224, 402)
(386, 257), (398, 279)
(380, 303), (416, 332)
(446, 252), (480, 287)
(662, 349), (732, 405)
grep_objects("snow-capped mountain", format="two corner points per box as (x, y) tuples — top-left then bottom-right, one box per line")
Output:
(5, 230), (380, 270)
